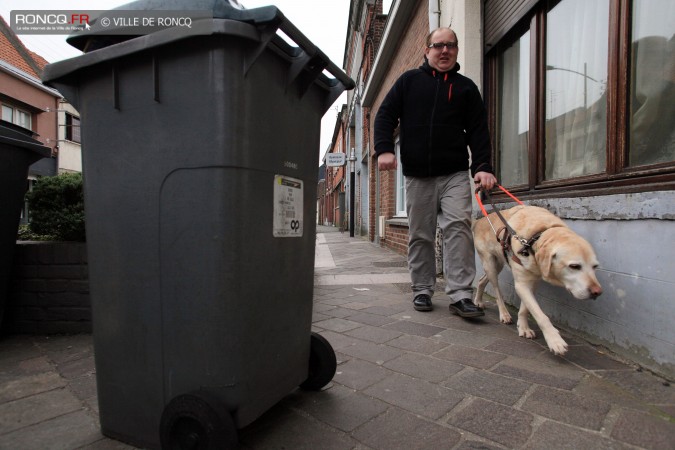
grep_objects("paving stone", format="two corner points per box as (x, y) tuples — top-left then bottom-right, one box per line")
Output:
(392, 308), (452, 324)
(352, 408), (461, 449)
(333, 359), (392, 390)
(0, 410), (101, 450)
(523, 420), (634, 450)
(383, 353), (464, 383)
(386, 334), (450, 355)
(491, 359), (583, 390)
(321, 307), (359, 319)
(383, 320), (447, 338)
(317, 330), (363, 351)
(599, 369), (675, 405)
(610, 408), (675, 450)
(0, 371), (67, 403)
(293, 384), (388, 432)
(443, 369), (531, 406)
(447, 397), (534, 448)
(0, 336), (42, 365)
(454, 439), (504, 450)
(238, 404), (361, 449)
(0, 355), (52, 378)
(313, 303), (337, 313)
(312, 312), (332, 322)
(69, 372), (98, 401)
(36, 334), (94, 364)
(313, 317), (363, 332)
(0, 388), (83, 434)
(572, 374), (650, 412)
(338, 340), (403, 364)
(80, 438), (138, 449)
(57, 354), (96, 380)
(341, 301), (373, 310)
(484, 338), (547, 359)
(344, 311), (397, 327)
(435, 328), (499, 349)
(562, 345), (634, 371)
(364, 373), (464, 419)
(521, 385), (611, 430)
(360, 304), (409, 316)
(432, 315), (495, 333)
(345, 325), (402, 344)
(434, 345), (507, 369)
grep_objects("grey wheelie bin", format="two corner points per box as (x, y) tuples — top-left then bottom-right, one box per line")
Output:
(0, 121), (50, 324)
(42, 1), (354, 448)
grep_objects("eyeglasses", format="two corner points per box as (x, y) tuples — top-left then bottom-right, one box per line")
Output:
(427, 42), (458, 50)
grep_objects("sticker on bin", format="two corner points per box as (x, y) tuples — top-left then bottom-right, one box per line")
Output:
(273, 175), (303, 237)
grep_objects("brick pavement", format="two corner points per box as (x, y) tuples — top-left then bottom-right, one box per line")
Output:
(0, 226), (673, 449)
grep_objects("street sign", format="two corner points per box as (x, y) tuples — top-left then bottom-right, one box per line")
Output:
(326, 152), (346, 167)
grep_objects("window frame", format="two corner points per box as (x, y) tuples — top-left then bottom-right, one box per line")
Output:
(1, 102), (32, 131)
(65, 112), (81, 143)
(485, 0), (675, 199)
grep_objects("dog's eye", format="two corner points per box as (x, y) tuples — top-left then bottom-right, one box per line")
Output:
(569, 264), (582, 270)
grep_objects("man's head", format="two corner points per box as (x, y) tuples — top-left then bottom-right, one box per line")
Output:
(424, 27), (459, 72)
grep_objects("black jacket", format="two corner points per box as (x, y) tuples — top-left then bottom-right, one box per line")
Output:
(374, 60), (494, 177)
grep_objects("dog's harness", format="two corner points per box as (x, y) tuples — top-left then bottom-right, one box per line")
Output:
(475, 186), (543, 267)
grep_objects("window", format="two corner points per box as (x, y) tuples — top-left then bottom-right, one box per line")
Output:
(395, 138), (406, 216)
(497, 30), (530, 187)
(545, 0), (608, 180)
(1, 103), (32, 130)
(487, 0), (675, 195)
(629, 0), (675, 167)
(65, 113), (81, 143)
(2, 105), (12, 122)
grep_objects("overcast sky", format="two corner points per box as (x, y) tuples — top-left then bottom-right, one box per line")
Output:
(0, 0), (358, 158)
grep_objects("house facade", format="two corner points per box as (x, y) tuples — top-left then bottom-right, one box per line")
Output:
(338, 0), (674, 378)
(1, 15), (82, 221)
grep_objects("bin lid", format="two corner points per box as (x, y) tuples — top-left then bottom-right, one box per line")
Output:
(0, 120), (52, 158)
(43, 0), (354, 111)
(66, 0), (283, 53)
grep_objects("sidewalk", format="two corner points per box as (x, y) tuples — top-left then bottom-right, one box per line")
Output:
(1, 229), (673, 449)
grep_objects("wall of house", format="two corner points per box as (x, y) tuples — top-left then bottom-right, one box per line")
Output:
(478, 191), (675, 378)
(369, 0), (428, 253)
(0, 71), (58, 149)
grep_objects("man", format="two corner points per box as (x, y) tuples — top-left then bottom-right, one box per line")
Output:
(374, 27), (497, 317)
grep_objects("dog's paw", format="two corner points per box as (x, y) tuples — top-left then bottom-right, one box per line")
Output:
(518, 326), (536, 339)
(546, 336), (569, 355)
(500, 312), (512, 324)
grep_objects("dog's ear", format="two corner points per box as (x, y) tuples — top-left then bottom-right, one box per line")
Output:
(535, 243), (556, 281)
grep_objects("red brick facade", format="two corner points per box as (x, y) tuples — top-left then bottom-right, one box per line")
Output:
(368, 0), (429, 255)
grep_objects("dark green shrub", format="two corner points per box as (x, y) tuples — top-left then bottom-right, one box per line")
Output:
(25, 172), (86, 241)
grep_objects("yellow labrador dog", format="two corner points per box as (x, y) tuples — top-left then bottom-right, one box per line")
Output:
(473, 205), (602, 355)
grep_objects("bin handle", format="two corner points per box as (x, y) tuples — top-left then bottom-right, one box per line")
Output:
(243, 8), (355, 93)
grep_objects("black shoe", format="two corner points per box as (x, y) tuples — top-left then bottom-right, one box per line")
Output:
(449, 298), (484, 318)
(413, 294), (433, 312)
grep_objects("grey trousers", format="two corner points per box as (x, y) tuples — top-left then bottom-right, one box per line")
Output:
(405, 171), (475, 302)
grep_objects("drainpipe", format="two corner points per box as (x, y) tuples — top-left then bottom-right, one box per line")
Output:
(429, 0), (441, 30)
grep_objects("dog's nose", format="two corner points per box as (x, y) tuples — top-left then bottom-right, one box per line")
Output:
(589, 285), (603, 299)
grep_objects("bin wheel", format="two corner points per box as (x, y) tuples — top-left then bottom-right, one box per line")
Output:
(300, 332), (337, 391)
(159, 391), (237, 450)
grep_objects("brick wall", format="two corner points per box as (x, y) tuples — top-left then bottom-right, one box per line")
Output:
(368, 0), (429, 255)
(4, 242), (91, 334)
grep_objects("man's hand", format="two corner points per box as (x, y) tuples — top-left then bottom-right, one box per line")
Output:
(474, 171), (497, 190)
(377, 153), (397, 171)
